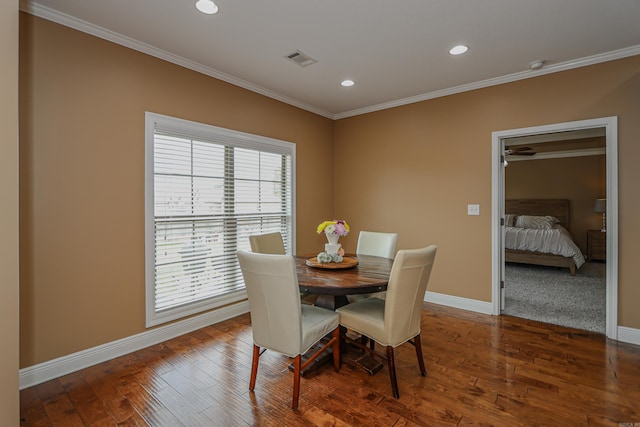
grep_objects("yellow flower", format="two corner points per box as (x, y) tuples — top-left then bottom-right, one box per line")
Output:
(316, 220), (336, 234)
(317, 220), (350, 236)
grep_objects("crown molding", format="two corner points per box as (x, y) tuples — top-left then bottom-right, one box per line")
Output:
(21, 0), (640, 121)
(19, 0), (335, 119)
(335, 45), (640, 119)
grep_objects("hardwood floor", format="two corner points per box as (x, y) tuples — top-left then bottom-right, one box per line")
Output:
(20, 303), (640, 426)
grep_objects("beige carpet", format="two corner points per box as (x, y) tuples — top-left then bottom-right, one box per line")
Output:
(503, 261), (606, 333)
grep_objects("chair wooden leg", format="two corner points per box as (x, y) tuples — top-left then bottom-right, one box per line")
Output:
(249, 344), (260, 391)
(292, 355), (301, 409)
(332, 328), (341, 371)
(386, 346), (399, 399)
(414, 333), (427, 376)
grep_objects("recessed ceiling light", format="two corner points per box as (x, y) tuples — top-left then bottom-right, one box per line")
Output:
(195, 0), (218, 14)
(341, 80), (355, 87)
(449, 45), (469, 55)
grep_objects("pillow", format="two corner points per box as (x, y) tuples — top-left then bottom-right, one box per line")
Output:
(515, 215), (557, 230)
(505, 214), (516, 227)
(547, 216), (561, 224)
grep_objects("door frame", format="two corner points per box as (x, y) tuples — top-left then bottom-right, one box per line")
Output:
(491, 116), (618, 339)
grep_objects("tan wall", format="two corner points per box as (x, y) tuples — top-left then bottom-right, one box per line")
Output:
(334, 55), (640, 328)
(1, 0), (20, 423)
(19, 14), (334, 367)
(505, 155), (606, 252)
(19, 13), (640, 370)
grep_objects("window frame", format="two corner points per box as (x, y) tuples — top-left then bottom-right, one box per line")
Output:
(144, 112), (296, 327)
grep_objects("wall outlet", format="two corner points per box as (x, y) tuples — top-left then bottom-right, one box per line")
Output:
(467, 204), (480, 216)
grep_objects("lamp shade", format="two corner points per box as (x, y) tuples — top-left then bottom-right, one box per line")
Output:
(594, 198), (606, 213)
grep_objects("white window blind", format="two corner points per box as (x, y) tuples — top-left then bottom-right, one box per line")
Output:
(145, 113), (295, 327)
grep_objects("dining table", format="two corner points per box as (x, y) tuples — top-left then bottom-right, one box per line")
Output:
(293, 253), (394, 375)
(295, 253), (393, 310)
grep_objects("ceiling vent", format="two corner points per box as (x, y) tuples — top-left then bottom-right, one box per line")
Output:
(285, 50), (317, 67)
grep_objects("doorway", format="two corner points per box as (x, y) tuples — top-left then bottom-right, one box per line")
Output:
(491, 117), (618, 340)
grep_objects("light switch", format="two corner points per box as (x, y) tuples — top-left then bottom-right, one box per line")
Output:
(467, 204), (480, 216)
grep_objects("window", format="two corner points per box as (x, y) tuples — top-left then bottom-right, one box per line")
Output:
(145, 113), (295, 327)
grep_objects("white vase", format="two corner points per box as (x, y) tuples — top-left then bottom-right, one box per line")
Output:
(325, 233), (341, 254)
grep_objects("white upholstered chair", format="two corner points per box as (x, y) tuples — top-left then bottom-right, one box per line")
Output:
(248, 231), (286, 255)
(356, 230), (398, 259)
(336, 245), (437, 399)
(348, 231), (398, 303)
(237, 250), (340, 409)
(248, 232), (317, 305)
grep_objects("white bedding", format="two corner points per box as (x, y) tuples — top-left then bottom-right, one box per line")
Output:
(505, 225), (585, 269)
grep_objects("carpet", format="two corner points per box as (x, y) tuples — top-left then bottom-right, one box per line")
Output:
(503, 262), (606, 334)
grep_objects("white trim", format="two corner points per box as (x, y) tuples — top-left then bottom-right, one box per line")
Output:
(492, 117), (619, 340)
(491, 138), (503, 315)
(144, 112), (295, 327)
(425, 291), (493, 315)
(148, 112), (297, 155)
(19, 294), (638, 390)
(604, 118), (619, 339)
(20, 1), (334, 119)
(20, 0), (640, 120)
(19, 301), (250, 390)
(424, 291), (640, 346)
(335, 46), (640, 119)
(617, 327), (640, 346)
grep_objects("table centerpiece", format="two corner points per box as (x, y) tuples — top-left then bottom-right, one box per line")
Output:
(316, 219), (350, 263)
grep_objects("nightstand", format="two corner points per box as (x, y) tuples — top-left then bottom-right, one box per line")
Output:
(587, 229), (606, 261)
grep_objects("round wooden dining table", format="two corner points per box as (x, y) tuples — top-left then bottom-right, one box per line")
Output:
(293, 253), (393, 375)
(294, 254), (393, 310)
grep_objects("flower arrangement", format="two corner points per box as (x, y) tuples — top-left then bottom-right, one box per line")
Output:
(316, 220), (350, 236)
(316, 220), (349, 263)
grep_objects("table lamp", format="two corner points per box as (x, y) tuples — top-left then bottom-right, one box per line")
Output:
(594, 198), (606, 232)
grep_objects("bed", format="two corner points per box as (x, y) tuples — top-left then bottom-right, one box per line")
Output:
(504, 199), (585, 275)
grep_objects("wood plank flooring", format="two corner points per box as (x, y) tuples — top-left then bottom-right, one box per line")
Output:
(20, 303), (640, 426)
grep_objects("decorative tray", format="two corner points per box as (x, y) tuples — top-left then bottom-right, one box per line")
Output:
(306, 256), (359, 269)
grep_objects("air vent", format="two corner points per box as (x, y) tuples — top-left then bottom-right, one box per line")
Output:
(285, 50), (317, 67)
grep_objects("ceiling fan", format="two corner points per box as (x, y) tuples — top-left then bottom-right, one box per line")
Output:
(505, 146), (536, 156)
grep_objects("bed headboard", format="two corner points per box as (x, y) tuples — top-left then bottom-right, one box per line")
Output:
(505, 199), (570, 229)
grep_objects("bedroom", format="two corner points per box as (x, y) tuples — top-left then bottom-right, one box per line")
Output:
(502, 133), (607, 332)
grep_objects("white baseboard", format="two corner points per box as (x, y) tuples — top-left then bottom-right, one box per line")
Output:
(617, 326), (640, 346)
(19, 301), (250, 390)
(20, 294), (640, 390)
(425, 291), (493, 315)
(425, 291), (640, 346)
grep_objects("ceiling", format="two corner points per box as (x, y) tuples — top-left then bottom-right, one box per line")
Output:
(21, 0), (640, 119)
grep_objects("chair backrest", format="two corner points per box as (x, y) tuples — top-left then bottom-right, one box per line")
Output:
(383, 245), (437, 346)
(249, 232), (285, 255)
(237, 250), (302, 357)
(356, 231), (398, 259)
